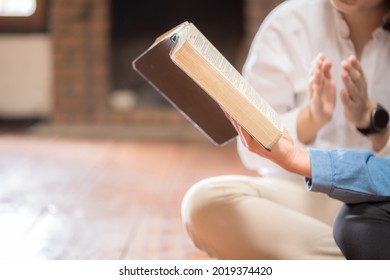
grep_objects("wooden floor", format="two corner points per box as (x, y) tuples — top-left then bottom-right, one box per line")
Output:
(0, 131), (256, 260)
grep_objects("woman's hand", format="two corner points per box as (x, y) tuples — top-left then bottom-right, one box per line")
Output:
(308, 53), (337, 126)
(340, 55), (389, 152)
(340, 55), (376, 128)
(226, 113), (312, 178)
(297, 53), (336, 144)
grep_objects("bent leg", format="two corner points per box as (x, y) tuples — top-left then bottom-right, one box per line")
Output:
(181, 175), (343, 259)
(333, 202), (390, 260)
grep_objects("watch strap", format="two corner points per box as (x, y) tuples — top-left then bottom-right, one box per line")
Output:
(356, 126), (372, 136)
(356, 104), (389, 136)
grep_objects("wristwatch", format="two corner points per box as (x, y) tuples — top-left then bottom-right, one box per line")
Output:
(357, 104), (389, 136)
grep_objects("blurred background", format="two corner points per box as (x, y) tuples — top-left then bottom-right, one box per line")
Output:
(0, 0), (282, 259)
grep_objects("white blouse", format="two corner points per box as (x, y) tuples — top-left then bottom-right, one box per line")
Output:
(238, 0), (390, 177)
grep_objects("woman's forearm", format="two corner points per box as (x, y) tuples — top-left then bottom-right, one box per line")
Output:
(297, 107), (323, 144)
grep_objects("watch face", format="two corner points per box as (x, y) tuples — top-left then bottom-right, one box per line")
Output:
(373, 108), (389, 130)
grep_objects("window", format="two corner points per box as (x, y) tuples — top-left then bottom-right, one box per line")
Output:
(0, 0), (36, 16)
(0, 0), (47, 32)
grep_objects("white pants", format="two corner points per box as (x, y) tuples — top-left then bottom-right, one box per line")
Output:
(181, 175), (344, 259)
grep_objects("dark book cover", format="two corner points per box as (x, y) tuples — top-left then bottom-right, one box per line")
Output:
(132, 35), (237, 145)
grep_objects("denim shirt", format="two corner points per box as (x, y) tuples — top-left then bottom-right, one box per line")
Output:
(305, 149), (390, 204)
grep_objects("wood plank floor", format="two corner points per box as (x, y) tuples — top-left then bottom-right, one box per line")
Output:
(0, 132), (256, 260)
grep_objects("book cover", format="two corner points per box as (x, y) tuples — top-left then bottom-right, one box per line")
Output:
(133, 30), (238, 146)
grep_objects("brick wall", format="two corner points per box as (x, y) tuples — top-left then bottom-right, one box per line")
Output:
(50, 0), (284, 125)
(52, 0), (109, 123)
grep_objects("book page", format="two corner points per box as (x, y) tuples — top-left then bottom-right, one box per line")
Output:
(186, 24), (283, 130)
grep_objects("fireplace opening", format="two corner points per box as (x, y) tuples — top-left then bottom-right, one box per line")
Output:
(110, 0), (245, 111)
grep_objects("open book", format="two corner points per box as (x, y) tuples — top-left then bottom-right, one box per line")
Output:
(133, 21), (283, 150)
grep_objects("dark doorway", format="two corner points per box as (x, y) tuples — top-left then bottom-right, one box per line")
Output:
(110, 0), (245, 108)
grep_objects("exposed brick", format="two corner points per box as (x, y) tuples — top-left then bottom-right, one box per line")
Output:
(51, 0), (284, 126)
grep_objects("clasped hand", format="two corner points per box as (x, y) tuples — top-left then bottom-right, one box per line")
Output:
(309, 53), (373, 128)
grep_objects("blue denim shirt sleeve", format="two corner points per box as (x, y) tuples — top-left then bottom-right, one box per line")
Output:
(305, 148), (390, 204)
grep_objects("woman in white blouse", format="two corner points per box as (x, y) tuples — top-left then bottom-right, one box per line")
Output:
(181, 0), (390, 259)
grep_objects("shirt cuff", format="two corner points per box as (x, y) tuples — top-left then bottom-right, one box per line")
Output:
(305, 148), (334, 195)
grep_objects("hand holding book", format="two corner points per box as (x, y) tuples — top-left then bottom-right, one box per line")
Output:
(225, 112), (311, 178)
